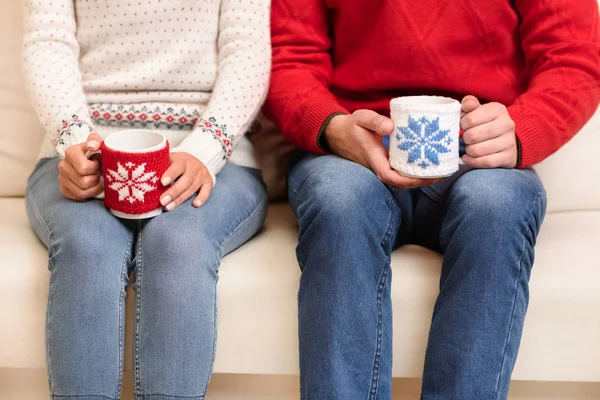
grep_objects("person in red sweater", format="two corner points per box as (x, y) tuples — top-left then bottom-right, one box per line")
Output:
(264, 0), (600, 399)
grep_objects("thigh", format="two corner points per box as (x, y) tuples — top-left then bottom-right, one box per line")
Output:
(442, 168), (547, 249)
(140, 163), (268, 264)
(446, 168), (546, 218)
(288, 152), (415, 248)
(25, 157), (136, 269)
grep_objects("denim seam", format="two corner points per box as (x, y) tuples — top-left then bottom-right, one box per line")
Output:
(493, 191), (543, 399)
(51, 395), (118, 400)
(134, 395), (204, 399)
(134, 223), (144, 396)
(368, 262), (390, 400)
(46, 268), (55, 395)
(201, 202), (268, 398)
(27, 194), (57, 265)
(382, 197), (399, 247)
(368, 198), (397, 399)
(218, 199), (268, 258)
(117, 231), (135, 399)
(419, 186), (445, 205)
(291, 172), (322, 239)
(199, 275), (218, 399)
(287, 162), (320, 203)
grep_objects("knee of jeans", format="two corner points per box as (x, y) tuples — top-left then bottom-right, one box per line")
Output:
(49, 221), (125, 270)
(295, 159), (393, 227)
(141, 216), (219, 275)
(450, 169), (546, 232)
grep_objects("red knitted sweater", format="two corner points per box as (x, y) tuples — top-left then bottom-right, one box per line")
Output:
(264, 0), (600, 168)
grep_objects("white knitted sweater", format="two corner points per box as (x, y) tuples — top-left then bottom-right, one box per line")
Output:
(23, 0), (271, 182)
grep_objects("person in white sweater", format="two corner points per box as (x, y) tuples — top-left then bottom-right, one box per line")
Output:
(22, 1), (271, 399)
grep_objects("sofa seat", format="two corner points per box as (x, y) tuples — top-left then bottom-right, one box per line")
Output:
(2, 198), (599, 383)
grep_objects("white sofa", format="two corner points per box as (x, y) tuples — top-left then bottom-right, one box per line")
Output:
(1, 0), (600, 398)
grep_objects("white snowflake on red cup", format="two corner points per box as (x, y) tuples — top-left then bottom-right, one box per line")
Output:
(106, 162), (160, 203)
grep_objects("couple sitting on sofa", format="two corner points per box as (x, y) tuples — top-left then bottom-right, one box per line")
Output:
(23, 0), (600, 399)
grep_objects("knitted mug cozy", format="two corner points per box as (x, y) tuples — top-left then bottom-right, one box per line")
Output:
(389, 96), (461, 178)
(101, 141), (170, 216)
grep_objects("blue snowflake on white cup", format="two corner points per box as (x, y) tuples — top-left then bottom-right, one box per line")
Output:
(396, 116), (453, 169)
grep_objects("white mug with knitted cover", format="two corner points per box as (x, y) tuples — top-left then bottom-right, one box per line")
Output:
(390, 96), (462, 178)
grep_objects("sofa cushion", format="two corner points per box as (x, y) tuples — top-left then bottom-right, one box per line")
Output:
(2, 199), (600, 382)
(535, 106), (600, 213)
(0, 0), (45, 197)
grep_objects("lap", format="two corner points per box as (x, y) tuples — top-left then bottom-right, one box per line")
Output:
(287, 153), (547, 250)
(141, 162), (268, 257)
(288, 152), (403, 210)
(411, 167), (547, 250)
(25, 157), (134, 252)
(445, 167), (546, 216)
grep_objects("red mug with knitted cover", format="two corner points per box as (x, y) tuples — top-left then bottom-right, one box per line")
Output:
(98, 130), (170, 219)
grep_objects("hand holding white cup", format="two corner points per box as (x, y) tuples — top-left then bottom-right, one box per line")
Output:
(389, 96), (462, 178)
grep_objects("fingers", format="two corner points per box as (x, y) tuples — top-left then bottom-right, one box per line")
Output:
(85, 132), (103, 152)
(461, 102), (507, 131)
(168, 176), (204, 210)
(463, 115), (515, 144)
(462, 150), (515, 169)
(370, 152), (439, 189)
(58, 173), (102, 201)
(161, 159), (186, 186)
(162, 172), (212, 210)
(465, 133), (515, 158)
(461, 95), (481, 115)
(160, 172), (195, 210)
(64, 143), (100, 175)
(193, 181), (214, 208)
(353, 109), (394, 135)
(59, 185), (77, 201)
(58, 159), (101, 190)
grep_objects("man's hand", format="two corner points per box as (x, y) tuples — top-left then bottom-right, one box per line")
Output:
(159, 152), (213, 211)
(58, 133), (103, 201)
(325, 110), (443, 189)
(461, 96), (518, 169)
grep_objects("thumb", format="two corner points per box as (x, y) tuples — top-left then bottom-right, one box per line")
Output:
(85, 132), (103, 151)
(461, 95), (481, 115)
(353, 109), (394, 136)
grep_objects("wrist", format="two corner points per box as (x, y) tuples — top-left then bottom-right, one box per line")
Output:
(322, 114), (348, 154)
(318, 113), (347, 153)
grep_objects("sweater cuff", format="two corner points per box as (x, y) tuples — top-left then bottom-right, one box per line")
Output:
(317, 112), (347, 153)
(508, 106), (543, 168)
(298, 99), (348, 154)
(55, 117), (95, 159)
(172, 119), (231, 185)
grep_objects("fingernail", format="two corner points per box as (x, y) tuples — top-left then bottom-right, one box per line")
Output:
(194, 200), (203, 207)
(160, 195), (171, 206)
(87, 140), (99, 149)
(161, 177), (171, 186)
(380, 119), (394, 134)
(165, 202), (175, 211)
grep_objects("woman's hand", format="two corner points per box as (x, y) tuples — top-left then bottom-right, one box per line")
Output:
(460, 96), (518, 169)
(58, 133), (103, 201)
(159, 152), (213, 211)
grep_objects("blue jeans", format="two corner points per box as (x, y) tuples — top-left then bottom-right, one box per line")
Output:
(288, 153), (546, 400)
(26, 158), (268, 400)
